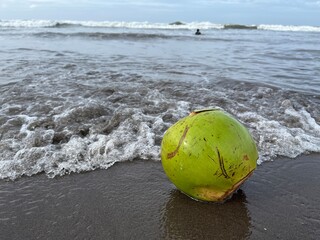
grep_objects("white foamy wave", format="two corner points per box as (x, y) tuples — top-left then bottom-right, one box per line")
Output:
(0, 19), (57, 28)
(2, 19), (320, 32)
(238, 107), (320, 164)
(0, 19), (223, 29)
(1, 99), (320, 179)
(0, 114), (159, 179)
(0, 97), (191, 180)
(79, 21), (224, 30)
(258, 24), (320, 32)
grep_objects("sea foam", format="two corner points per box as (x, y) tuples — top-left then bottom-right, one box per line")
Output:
(1, 19), (320, 32)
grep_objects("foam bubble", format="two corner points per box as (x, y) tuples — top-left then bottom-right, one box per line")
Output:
(1, 20), (319, 33)
(0, 103), (182, 179)
(259, 24), (320, 32)
(239, 107), (320, 164)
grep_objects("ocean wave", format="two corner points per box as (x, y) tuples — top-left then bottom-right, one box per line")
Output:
(0, 19), (223, 30)
(1, 19), (320, 32)
(49, 22), (82, 28)
(1, 74), (320, 180)
(258, 24), (320, 32)
(32, 32), (173, 40)
(224, 24), (258, 30)
(29, 31), (235, 42)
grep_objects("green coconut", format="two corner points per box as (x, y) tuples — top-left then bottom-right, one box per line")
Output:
(161, 109), (258, 202)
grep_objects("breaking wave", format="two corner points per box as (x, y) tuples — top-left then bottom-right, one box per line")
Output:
(1, 76), (320, 180)
(1, 19), (320, 32)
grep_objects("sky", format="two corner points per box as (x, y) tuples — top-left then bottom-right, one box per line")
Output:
(0, 0), (319, 26)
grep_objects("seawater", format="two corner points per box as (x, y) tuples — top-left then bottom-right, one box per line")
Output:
(0, 20), (320, 180)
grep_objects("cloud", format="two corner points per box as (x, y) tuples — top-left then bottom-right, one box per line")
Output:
(1, 0), (174, 6)
(16, 0), (179, 9)
(193, 0), (320, 6)
(29, 0), (59, 3)
(77, 0), (179, 8)
(0, 0), (319, 24)
(1, 0), (319, 8)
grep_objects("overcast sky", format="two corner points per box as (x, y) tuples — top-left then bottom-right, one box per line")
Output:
(0, 0), (319, 26)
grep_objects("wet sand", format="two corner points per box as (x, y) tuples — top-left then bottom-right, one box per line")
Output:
(0, 154), (319, 240)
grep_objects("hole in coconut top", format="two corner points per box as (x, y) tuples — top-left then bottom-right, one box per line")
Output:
(189, 107), (222, 116)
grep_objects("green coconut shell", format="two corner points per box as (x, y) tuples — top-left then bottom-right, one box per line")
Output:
(161, 109), (258, 202)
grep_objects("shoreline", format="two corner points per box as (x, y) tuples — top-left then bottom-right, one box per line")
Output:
(0, 154), (319, 239)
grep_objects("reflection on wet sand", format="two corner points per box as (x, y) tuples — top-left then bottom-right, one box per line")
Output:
(1, 158), (319, 239)
(161, 189), (251, 240)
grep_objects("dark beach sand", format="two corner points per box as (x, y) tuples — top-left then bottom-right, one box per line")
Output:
(0, 154), (319, 240)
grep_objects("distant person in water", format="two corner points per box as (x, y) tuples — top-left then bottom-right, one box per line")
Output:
(195, 29), (201, 35)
